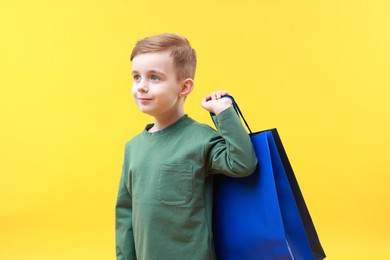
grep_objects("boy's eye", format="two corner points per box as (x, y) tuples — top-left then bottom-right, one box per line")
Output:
(133, 75), (141, 81)
(151, 75), (160, 80)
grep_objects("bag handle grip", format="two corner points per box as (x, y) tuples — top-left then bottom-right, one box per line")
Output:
(210, 95), (253, 134)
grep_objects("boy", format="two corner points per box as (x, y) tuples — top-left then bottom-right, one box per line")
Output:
(116, 33), (257, 260)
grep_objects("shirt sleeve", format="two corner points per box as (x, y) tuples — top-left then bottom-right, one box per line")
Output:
(208, 106), (258, 177)
(115, 146), (136, 260)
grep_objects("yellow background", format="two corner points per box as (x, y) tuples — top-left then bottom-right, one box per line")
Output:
(1, 0), (389, 259)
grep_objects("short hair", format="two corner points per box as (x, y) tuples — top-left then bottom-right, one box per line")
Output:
(130, 33), (197, 80)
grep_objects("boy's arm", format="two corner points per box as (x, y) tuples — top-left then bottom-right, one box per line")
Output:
(201, 91), (258, 177)
(208, 106), (258, 177)
(115, 149), (136, 260)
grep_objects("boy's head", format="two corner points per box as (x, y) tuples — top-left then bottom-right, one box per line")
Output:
(131, 33), (197, 81)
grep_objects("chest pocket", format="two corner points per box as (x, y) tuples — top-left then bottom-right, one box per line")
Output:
(158, 164), (193, 206)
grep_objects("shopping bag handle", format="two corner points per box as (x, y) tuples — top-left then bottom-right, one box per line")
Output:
(210, 95), (253, 134)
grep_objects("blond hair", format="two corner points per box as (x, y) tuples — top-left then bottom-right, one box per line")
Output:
(130, 33), (197, 80)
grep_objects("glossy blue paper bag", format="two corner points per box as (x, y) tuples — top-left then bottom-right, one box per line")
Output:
(212, 98), (325, 260)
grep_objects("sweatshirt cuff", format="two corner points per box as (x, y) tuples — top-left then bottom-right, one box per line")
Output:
(214, 106), (244, 132)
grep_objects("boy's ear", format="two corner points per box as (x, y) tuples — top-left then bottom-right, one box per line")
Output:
(179, 78), (194, 97)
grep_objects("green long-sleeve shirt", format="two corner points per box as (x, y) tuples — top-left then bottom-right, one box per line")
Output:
(115, 107), (258, 260)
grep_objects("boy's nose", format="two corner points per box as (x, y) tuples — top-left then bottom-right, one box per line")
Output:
(137, 84), (148, 93)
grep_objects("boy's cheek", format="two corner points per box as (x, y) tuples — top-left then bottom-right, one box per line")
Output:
(131, 87), (138, 97)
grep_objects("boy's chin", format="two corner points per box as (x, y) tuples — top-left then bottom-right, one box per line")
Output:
(137, 107), (155, 116)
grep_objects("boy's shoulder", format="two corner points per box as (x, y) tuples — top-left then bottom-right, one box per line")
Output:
(188, 119), (216, 132)
(183, 119), (217, 137)
(124, 130), (144, 146)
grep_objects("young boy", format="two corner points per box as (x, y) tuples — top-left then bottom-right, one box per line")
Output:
(116, 33), (257, 260)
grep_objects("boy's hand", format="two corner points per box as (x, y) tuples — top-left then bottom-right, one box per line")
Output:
(201, 90), (233, 115)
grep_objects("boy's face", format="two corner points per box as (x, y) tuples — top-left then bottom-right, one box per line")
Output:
(131, 52), (184, 118)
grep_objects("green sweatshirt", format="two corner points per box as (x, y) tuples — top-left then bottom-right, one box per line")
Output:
(115, 107), (258, 260)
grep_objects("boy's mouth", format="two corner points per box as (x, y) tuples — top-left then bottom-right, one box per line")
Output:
(138, 97), (153, 104)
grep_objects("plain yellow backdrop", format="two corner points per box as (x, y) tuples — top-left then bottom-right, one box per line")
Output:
(1, 0), (389, 259)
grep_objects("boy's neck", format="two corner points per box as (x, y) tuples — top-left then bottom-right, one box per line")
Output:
(149, 111), (185, 133)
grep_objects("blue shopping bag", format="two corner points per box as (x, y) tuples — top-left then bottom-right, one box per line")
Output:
(212, 97), (326, 260)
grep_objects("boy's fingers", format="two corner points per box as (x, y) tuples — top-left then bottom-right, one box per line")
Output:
(221, 90), (230, 97)
(216, 90), (230, 99)
(203, 90), (231, 103)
